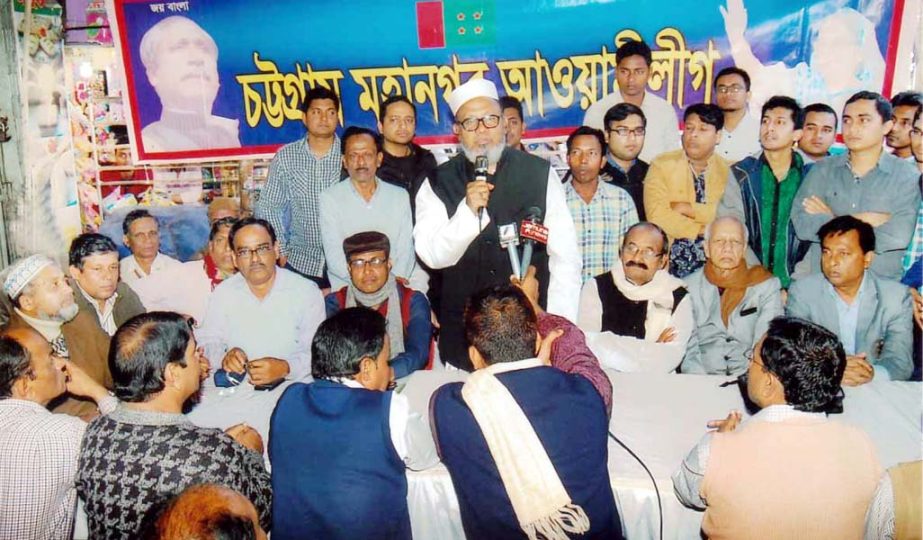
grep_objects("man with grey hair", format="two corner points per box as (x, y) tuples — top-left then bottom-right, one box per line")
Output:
(682, 216), (783, 375)
(138, 15), (240, 152)
(413, 78), (581, 370)
(0, 255), (111, 418)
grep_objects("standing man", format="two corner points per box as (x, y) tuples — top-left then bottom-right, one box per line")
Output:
(414, 78), (581, 370)
(886, 91), (923, 161)
(600, 103), (649, 219)
(718, 95), (811, 288)
(255, 86), (342, 288)
(583, 39), (681, 162)
(713, 67), (761, 163)
(792, 91), (921, 280)
(564, 126), (638, 283)
(376, 94), (437, 199)
(797, 103), (838, 163)
(500, 95), (528, 151)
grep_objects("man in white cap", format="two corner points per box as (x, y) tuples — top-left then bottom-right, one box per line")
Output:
(1, 255), (111, 418)
(414, 77), (582, 370)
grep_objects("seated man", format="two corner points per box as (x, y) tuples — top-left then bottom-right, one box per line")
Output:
(0, 327), (116, 540)
(864, 461), (922, 540)
(270, 308), (438, 539)
(325, 232), (432, 379)
(207, 196), (241, 223)
(673, 317), (882, 539)
(76, 312), (271, 538)
(68, 233), (145, 336)
(682, 217), (782, 376)
(180, 216), (238, 323)
(787, 216), (913, 382)
(119, 208), (186, 311)
(147, 484), (267, 540)
(431, 285), (622, 539)
(2, 255), (111, 418)
(578, 222), (695, 373)
(198, 217), (326, 384)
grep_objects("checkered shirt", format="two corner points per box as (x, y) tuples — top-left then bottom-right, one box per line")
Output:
(565, 179), (639, 283)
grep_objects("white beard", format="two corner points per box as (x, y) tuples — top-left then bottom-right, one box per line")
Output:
(462, 140), (505, 166)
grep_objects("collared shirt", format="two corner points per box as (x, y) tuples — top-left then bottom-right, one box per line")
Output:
(716, 111), (761, 163)
(119, 252), (185, 312)
(673, 404), (827, 509)
(758, 153), (804, 288)
(197, 267), (327, 381)
(901, 200), (923, 284)
(76, 283), (119, 336)
(582, 91), (681, 163)
(564, 178), (639, 283)
(827, 273), (868, 355)
(255, 135), (343, 278)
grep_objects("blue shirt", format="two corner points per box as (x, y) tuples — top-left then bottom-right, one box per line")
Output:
(826, 273), (869, 355)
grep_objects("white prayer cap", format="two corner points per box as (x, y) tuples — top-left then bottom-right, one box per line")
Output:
(447, 78), (499, 116)
(2, 254), (55, 300)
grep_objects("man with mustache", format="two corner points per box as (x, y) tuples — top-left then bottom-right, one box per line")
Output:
(797, 103), (838, 163)
(886, 91), (923, 161)
(414, 78), (581, 370)
(138, 16), (240, 152)
(578, 222), (696, 372)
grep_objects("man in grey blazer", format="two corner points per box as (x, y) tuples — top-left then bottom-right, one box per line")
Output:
(682, 217), (782, 375)
(787, 216), (913, 383)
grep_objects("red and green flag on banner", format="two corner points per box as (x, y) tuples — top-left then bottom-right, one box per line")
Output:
(416, 0), (496, 49)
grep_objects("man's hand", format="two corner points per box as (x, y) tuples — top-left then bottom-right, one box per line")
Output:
(196, 347), (211, 382)
(853, 212), (892, 228)
(247, 358), (290, 386)
(802, 195), (833, 216)
(510, 265), (543, 314)
(656, 327), (677, 343)
(842, 354), (874, 386)
(910, 288), (923, 330)
(222, 347), (248, 373)
(465, 180), (494, 216)
(225, 423), (264, 454)
(537, 329), (564, 366)
(670, 202), (695, 218)
(719, 0), (748, 42)
(62, 360), (108, 403)
(707, 410), (742, 433)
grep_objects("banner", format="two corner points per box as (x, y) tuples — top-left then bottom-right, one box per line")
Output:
(108, 0), (905, 163)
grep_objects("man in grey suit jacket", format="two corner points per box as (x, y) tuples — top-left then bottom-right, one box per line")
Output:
(682, 217), (782, 375)
(787, 216), (913, 383)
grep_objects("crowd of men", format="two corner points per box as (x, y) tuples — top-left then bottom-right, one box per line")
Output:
(1, 36), (921, 539)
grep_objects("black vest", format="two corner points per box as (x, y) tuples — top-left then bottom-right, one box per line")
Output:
(594, 272), (688, 338)
(432, 148), (551, 370)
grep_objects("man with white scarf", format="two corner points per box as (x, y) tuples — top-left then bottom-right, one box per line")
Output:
(431, 285), (622, 539)
(578, 222), (697, 372)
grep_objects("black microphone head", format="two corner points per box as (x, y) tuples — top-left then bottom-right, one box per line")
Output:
(524, 206), (543, 223)
(474, 155), (489, 174)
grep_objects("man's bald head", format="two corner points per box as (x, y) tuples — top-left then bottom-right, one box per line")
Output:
(149, 484), (266, 540)
(704, 216), (748, 270)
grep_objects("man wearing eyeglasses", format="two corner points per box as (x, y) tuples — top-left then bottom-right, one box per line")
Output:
(681, 216), (781, 375)
(577, 222), (696, 372)
(197, 217), (326, 385)
(714, 67), (762, 163)
(414, 78), (581, 370)
(325, 231), (433, 379)
(600, 102), (650, 219)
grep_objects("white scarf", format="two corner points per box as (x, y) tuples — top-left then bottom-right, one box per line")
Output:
(611, 259), (685, 341)
(345, 274), (405, 355)
(461, 359), (590, 540)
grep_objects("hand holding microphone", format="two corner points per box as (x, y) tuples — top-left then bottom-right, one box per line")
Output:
(466, 155), (493, 218)
(519, 207), (549, 279)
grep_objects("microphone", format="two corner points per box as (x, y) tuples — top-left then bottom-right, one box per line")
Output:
(519, 206), (548, 279)
(498, 223), (521, 279)
(474, 155), (489, 220)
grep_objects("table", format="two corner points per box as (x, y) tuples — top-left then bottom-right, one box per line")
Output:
(401, 370), (922, 540)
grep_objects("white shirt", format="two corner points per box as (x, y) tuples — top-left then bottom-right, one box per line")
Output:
(583, 91), (681, 163)
(178, 259), (219, 324)
(119, 252), (184, 312)
(715, 111), (761, 163)
(413, 167), (583, 322)
(76, 283), (118, 336)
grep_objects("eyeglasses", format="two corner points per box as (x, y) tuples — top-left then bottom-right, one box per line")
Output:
(716, 85), (745, 94)
(609, 126), (646, 137)
(348, 256), (388, 269)
(622, 244), (664, 259)
(235, 243), (273, 259)
(457, 114), (501, 132)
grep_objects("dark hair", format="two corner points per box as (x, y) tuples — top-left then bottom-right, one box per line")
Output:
(890, 91), (923, 112)
(379, 94), (417, 122)
(343, 231), (390, 260)
(565, 126), (606, 153)
(300, 85), (340, 113)
(914, 106), (921, 125)
(761, 95), (804, 129)
(804, 102), (838, 129)
(0, 335), (32, 398)
(69, 233), (119, 268)
(110, 312), (193, 403)
(817, 215), (875, 254)
(844, 91), (892, 123)
(759, 317), (846, 413)
(311, 308), (387, 379)
(622, 221), (669, 255)
(684, 103), (725, 131)
(499, 96), (524, 121)
(464, 285), (537, 365)
(616, 39), (652, 66)
(603, 102), (647, 129)
(714, 66), (751, 91)
(209, 217), (237, 242)
(228, 217), (276, 251)
(123, 209), (157, 236)
(341, 126), (383, 154)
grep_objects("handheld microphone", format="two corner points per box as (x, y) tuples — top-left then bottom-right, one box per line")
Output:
(519, 206), (548, 279)
(498, 223), (521, 279)
(474, 155), (489, 220)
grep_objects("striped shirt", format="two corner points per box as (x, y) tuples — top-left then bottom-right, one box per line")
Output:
(565, 178), (639, 283)
(256, 135), (343, 278)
